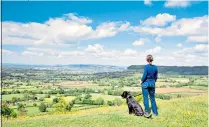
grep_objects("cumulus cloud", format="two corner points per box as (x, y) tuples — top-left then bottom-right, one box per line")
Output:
(194, 44), (209, 51)
(22, 51), (43, 56)
(144, 0), (152, 6)
(85, 44), (104, 53)
(177, 43), (182, 48)
(65, 13), (93, 24)
(140, 13), (176, 27)
(133, 15), (208, 42)
(164, 0), (191, 8)
(186, 36), (208, 43)
(123, 49), (137, 56)
(2, 49), (14, 55)
(145, 46), (162, 54)
(2, 13), (129, 46)
(21, 44), (140, 60)
(173, 44), (208, 57)
(132, 40), (144, 46)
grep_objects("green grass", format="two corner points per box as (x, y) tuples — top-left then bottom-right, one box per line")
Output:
(3, 94), (208, 127)
(183, 85), (208, 91)
(13, 107), (55, 116)
(90, 93), (121, 101)
(2, 94), (24, 101)
(164, 92), (203, 98)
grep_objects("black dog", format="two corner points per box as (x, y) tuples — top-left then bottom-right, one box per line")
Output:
(121, 91), (144, 116)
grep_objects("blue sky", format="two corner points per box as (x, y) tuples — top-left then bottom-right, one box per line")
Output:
(2, 1), (208, 66)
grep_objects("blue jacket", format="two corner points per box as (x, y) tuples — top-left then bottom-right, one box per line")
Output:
(141, 64), (158, 87)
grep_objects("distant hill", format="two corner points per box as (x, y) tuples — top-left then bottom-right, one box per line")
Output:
(127, 65), (208, 75)
(2, 63), (126, 73)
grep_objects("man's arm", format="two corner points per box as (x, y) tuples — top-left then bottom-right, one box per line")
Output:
(141, 66), (147, 84)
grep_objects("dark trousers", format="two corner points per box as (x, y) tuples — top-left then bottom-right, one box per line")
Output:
(142, 82), (158, 115)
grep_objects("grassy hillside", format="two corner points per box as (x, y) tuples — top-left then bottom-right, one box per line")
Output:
(3, 94), (208, 127)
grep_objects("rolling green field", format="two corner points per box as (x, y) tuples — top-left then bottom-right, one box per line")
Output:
(2, 65), (208, 127)
(3, 94), (208, 127)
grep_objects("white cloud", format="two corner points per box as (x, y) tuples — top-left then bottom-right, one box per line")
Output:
(160, 15), (208, 37)
(132, 26), (163, 35)
(155, 36), (161, 42)
(118, 22), (130, 31)
(144, 0), (152, 5)
(132, 38), (147, 46)
(133, 15), (208, 41)
(85, 44), (104, 53)
(177, 43), (182, 48)
(173, 44), (208, 57)
(124, 49), (137, 56)
(3, 13), (129, 46)
(2, 49), (14, 55)
(164, 0), (191, 8)
(22, 51), (43, 56)
(140, 13), (176, 27)
(186, 36), (208, 43)
(65, 13), (92, 24)
(145, 46), (162, 54)
(194, 44), (209, 51)
(171, 44), (208, 66)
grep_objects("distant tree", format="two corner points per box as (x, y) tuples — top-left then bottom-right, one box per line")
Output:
(39, 102), (47, 112)
(23, 94), (30, 101)
(107, 101), (114, 106)
(55, 98), (67, 112)
(33, 103), (37, 107)
(39, 97), (44, 101)
(84, 94), (92, 99)
(45, 94), (50, 98)
(11, 97), (18, 106)
(11, 111), (17, 118)
(1, 103), (17, 119)
(94, 97), (104, 105)
(53, 98), (60, 103)
(113, 98), (123, 106)
(17, 103), (27, 116)
(66, 101), (74, 111)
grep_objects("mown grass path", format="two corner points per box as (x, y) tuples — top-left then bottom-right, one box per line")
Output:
(3, 94), (208, 127)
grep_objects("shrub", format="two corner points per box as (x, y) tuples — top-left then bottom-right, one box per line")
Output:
(66, 101), (74, 111)
(113, 98), (123, 106)
(45, 94), (50, 98)
(156, 94), (172, 100)
(55, 98), (67, 112)
(177, 94), (182, 98)
(107, 101), (114, 106)
(33, 103), (37, 107)
(94, 97), (104, 105)
(39, 97), (44, 101)
(39, 102), (47, 112)
(84, 94), (92, 99)
(17, 103), (27, 116)
(1, 103), (14, 119)
(11, 111), (17, 118)
(82, 99), (93, 104)
(53, 98), (60, 103)
(135, 95), (143, 103)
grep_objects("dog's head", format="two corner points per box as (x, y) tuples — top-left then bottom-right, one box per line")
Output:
(121, 91), (131, 98)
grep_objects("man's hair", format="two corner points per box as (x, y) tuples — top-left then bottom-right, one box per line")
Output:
(146, 55), (153, 62)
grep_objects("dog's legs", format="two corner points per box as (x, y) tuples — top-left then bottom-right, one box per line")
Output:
(128, 106), (133, 114)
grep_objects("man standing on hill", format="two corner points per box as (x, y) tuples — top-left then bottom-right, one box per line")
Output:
(141, 55), (158, 118)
